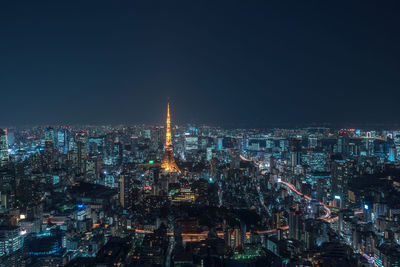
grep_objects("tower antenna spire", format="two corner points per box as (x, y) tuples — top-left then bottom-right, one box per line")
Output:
(161, 100), (180, 173)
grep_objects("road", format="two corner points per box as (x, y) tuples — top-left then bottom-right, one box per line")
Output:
(241, 153), (336, 222)
(134, 155), (337, 248)
(242, 154), (374, 264)
(278, 180), (336, 222)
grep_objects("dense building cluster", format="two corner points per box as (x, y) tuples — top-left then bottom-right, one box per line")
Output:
(0, 107), (400, 266)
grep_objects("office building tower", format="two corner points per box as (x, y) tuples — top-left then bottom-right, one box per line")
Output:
(57, 129), (69, 153)
(230, 149), (240, 169)
(44, 127), (56, 145)
(0, 129), (9, 168)
(288, 209), (303, 240)
(308, 136), (318, 148)
(75, 132), (88, 174)
(119, 173), (137, 210)
(389, 146), (396, 162)
(185, 136), (198, 152)
(290, 138), (302, 171)
(7, 130), (14, 147)
(0, 226), (24, 257)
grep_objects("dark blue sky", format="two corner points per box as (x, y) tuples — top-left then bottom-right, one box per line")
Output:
(1, 1), (400, 127)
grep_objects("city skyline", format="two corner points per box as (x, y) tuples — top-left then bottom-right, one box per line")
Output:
(1, 2), (400, 266)
(1, 100), (400, 265)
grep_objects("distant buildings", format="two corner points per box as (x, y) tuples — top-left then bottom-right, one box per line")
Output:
(2, 112), (400, 266)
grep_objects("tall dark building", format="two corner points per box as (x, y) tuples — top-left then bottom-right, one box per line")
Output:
(289, 138), (302, 171)
(331, 159), (354, 200)
(75, 132), (88, 174)
(119, 172), (139, 210)
(230, 148), (240, 169)
(337, 131), (349, 156)
(0, 129), (9, 168)
(288, 209), (303, 240)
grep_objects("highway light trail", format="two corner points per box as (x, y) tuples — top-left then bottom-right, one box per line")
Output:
(135, 226), (290, 238)
(278, 180), (337, 222)
(136, 155), (338, 240)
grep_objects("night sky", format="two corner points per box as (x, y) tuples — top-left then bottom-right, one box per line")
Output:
(1, 1), (400, 127)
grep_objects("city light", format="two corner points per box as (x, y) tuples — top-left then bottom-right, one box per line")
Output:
(0, 4), (398, 264)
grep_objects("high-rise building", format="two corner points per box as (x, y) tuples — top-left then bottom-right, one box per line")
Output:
(308, 136), (318, 149)
(206, 147), (213, 161)
(44, 139), (55, 168)
(75, 132), (88, 174)
(44, 127), (56, 145)
(227, 226), (242, 248)
(290, 138), (302, 171)
(43, 127), (56, 168)
(119, 173), (132, 209)
(230, 149), (240, 169)
(288, 209), (303, 240)
(0, 129), (9, 168)
(337, 133), (349, 156)
(0, 226), (24, 257)
(184, 136), (198, 152)
(161, 102), (180, 173)
(7, 130), (15, 147)
(217, 137), (223, 151)
(389, 146), (396, 162)
(57, 129), (69, 153)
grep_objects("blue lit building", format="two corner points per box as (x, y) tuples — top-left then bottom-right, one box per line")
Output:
(27, 230), (64, 258)
(0, 226), (24, 257)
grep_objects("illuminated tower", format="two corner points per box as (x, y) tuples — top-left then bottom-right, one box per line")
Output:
(161, 102), (180, 173)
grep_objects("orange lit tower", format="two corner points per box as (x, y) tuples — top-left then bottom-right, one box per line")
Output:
(161, 102), (180, 173)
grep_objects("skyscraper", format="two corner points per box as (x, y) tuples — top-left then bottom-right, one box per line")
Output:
(161, 102), (180, 173)
(75, 131), (88, 174)
(44, 127), (55, 144)
(289, 138), (302, 171)
(389, 146), (396, 162)
(57, 129), (68, 153)
(288, 209), (303, 240)
(0, 129), (9, 168)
